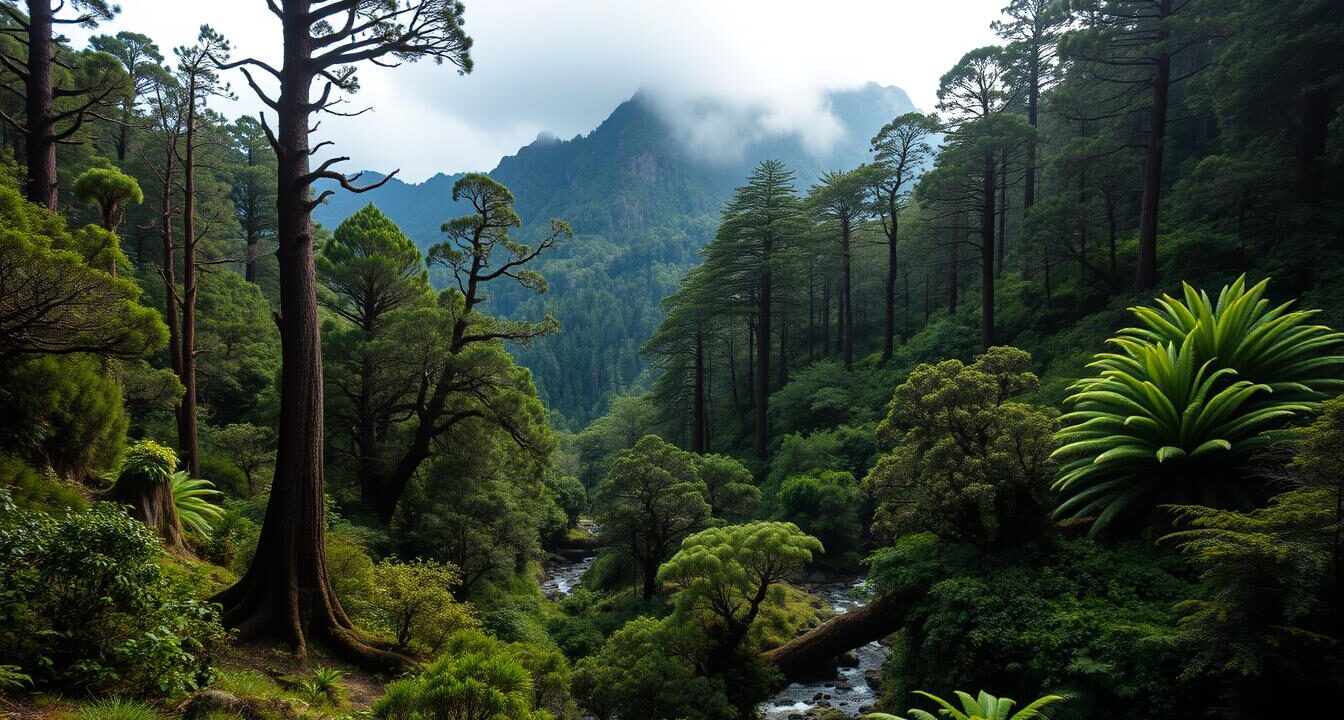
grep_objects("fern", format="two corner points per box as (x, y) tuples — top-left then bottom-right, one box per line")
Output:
(1052, 276), (1344, 534)
(171, 471), (225, 537)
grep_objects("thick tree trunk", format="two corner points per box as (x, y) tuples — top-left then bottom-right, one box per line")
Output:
(762, 585), (921, 683)
(211, 1), (410, 673)
(24, 0), (57, 210)
(160, 157), (182, 386)
(1135, 0), (1171, 291)
(106, 473), (185, 552)
(981, 151), (996, 350)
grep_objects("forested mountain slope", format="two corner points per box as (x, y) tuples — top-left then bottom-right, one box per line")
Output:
(313, 84), (917, 426)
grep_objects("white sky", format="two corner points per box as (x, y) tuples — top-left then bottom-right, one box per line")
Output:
(69, 0), (1004, 182)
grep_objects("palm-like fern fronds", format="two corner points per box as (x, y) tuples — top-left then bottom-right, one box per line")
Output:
(1053, 276), (1343, 534)
(1123, 275), (1344, 402)
(862, 689), (1065, 720)
(170, 471), (224, 537)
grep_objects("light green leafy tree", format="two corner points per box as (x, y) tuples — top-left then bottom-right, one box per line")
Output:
(658, 521), (821, 664)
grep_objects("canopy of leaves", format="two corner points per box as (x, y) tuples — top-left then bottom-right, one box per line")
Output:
(865, 346), (1056, 549)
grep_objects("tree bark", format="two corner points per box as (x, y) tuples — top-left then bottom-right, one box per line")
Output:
(106, 472), (184, 552)
(882, 212), (898, 363)
(762, 585), (921, 683)
(211, 0), (410, 673)
(178, 92), (201, 479)
(981, 151), (996, 349)
(691, 328), (705, 454)
(1135, 0), (1171, 291)
(754, 251), (771, 461)
(23, 0), (57, 210)
(841, 221), (853, 370)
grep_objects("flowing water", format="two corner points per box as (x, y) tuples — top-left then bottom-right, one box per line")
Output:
(539, 554), (884, 719)
(540, 554), (595, 597)
(758, 579), (886, 720)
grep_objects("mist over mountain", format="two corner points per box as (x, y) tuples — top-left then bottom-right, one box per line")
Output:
(314, 82), (916, 426)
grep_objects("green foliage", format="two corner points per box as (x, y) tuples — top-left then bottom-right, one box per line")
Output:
(694, 453), (760, 523)
(0, 177), (165, 365)
(0, 664), (32, 692)
(867, 689), (1066, 720)
(72, 166), (143, 226)
(545, 474), (587, 527)
(72, 698), (162, 720)
(658, 521), (821, 653)
(0, 453), (88, 513)
(866, 346), (1056, 549)
(170, 471), (224, 538)
(594, 435), (711, 596)
(0, 503), (226, 697)
(1053, 277), (1344, 533)
(1159, 395), (1344, 691)
(301, 667), (346, 706)
(193, 272), (280, 425)
(372, 631), (549, 720)
(120, 440), (177, 485)
(1, 356), (129, 481)
(776, 470), (863, 569)
(572, 617), (736, 720)
(365, 558), (476, 654)
(868, 535), (1194, 720)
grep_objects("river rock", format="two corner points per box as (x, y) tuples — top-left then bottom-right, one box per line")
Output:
(864, 669), (883, 693)
(836, 651), (860, 668)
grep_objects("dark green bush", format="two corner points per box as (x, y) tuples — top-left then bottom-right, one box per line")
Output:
(0, 502), (227, 697)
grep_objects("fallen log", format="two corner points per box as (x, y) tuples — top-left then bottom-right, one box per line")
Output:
(762, 584), (921, 683)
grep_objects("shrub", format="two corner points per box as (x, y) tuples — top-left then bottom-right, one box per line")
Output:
(365, 558), (476, 654)
(0, 503), (226, 697)
(72, 698), (162, 720)
(776, 471), (863, 569)
(372, 631), (548, 720)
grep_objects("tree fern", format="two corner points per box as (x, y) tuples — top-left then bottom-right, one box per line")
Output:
(863, 689), (1066, 720)
(170, 471), (224, 537)
(1053, 276), (1344, 534)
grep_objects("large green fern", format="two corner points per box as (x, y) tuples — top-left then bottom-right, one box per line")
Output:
(863, 689), (1066, 720)
(1052, 276), (1344, 534)
(170, 470), (224, 537)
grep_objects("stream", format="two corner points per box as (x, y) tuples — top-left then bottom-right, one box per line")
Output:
(539, 553), (885, 720)
(758, 579), (886, 719)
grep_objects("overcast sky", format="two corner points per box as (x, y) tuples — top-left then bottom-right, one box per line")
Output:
(69, 0), (1004, 182)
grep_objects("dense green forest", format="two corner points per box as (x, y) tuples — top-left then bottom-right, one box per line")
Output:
(2, 1), (1343, 720)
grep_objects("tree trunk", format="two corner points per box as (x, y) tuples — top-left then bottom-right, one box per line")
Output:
(882, 217), (897, 363)
(691, 328), (705, 454)
(106, 472), (185, 552)
(178, 97), (201, 479)
(755, 258), (771, 461)
(841, 222), (853, 370)
(24, 0), (57, 210)
(1135, 0), (1171, 291)
(981, 151), (996, 350)
(211, 0), (410, 672)
(996, 151), (1008, 278)
(762, 585), (921, 683)
(820, 281), (830, 357)
(1024, 56), (1039, 212)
